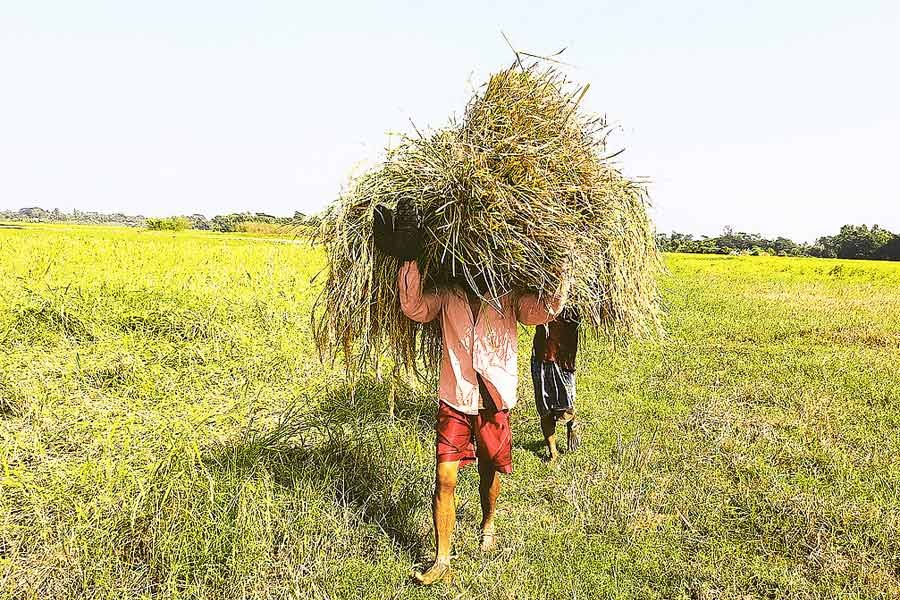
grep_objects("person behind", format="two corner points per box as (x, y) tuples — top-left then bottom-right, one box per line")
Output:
(374, 201), (569, 585)
(531, 308), (581, 463)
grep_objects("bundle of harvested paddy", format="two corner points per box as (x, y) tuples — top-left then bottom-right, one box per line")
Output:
(313, 62), (661, 375)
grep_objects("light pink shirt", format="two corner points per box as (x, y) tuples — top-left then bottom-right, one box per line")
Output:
(398, 261), (565, 415)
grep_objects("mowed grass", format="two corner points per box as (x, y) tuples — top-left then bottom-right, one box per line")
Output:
(1, 224), (898, 599)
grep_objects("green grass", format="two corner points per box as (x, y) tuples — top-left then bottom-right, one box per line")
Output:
(1, 224), (898, 599)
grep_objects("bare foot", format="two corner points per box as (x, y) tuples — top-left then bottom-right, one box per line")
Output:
(567, 421), (581, 452)
(480, 526), (497, 553)
(412, 560), (453, 585)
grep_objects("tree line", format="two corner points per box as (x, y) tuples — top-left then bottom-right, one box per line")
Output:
(153, 212), (311, 232)
(0, 206), (147, 227)
(656, 224), (900, 261)
(0, 207), (313, 233)
(3, 207), (897, 260)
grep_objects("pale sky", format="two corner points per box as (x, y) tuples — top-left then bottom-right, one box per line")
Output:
(1, 1), (898, 242)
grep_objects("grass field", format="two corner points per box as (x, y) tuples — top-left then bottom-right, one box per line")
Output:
(1, 224), (898, 599)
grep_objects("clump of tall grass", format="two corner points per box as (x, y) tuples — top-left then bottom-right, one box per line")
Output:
(0, 376), (18, 415)
(7, 293), (96, 345)
(314, 62), (661, 374)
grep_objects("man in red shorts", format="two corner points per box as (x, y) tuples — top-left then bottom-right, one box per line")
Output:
(379, 201), (570, 584)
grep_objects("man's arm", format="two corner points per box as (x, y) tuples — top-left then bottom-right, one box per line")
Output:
(398, 261), (442, 323)
(516, 276), (571, 325)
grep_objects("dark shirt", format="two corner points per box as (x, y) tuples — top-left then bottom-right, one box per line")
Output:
(533, 311), (579, 372)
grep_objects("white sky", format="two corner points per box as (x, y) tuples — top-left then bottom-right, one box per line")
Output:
(1, 0), (898, 242)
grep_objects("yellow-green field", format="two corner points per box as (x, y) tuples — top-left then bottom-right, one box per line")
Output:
(1, 224), (899, 599)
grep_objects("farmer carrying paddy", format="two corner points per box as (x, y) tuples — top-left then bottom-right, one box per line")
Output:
(374, 201), (570, 585)
(531, 308), (582, 463)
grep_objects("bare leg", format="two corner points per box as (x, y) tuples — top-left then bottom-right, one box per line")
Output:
(541, 414), (559, 462)
(434, 460), (458, 561)
(555, 409), (580, 453)
(477, 459), (501, 552)
(413, 460), (458, 584)
(566, 416), (581, 452)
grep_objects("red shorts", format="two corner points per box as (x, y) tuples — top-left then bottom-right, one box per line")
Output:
(435, 400), (513, 473)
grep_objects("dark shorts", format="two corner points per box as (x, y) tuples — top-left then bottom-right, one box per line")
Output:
(531, 356), (576, 419)
(435, 400), (513, 474)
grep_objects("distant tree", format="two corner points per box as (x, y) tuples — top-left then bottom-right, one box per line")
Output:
(188, 214), (210, 230)
(660, 232), (696, 253)
(146, 216), (190, 231)
(819, 224), (894, 259)
(655, 233), (672, 252)
(875, 235), (900, 260)
(773, 236), (800, 256)
(697, 237), (724, 254)
(210, 213), (246, 232)
(20, 207), (49, 220)
(808, 239), (836, 258)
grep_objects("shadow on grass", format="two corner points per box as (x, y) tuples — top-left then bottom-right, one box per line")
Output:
(518, 437), (549, 458)
(206, 375), (437, 555)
